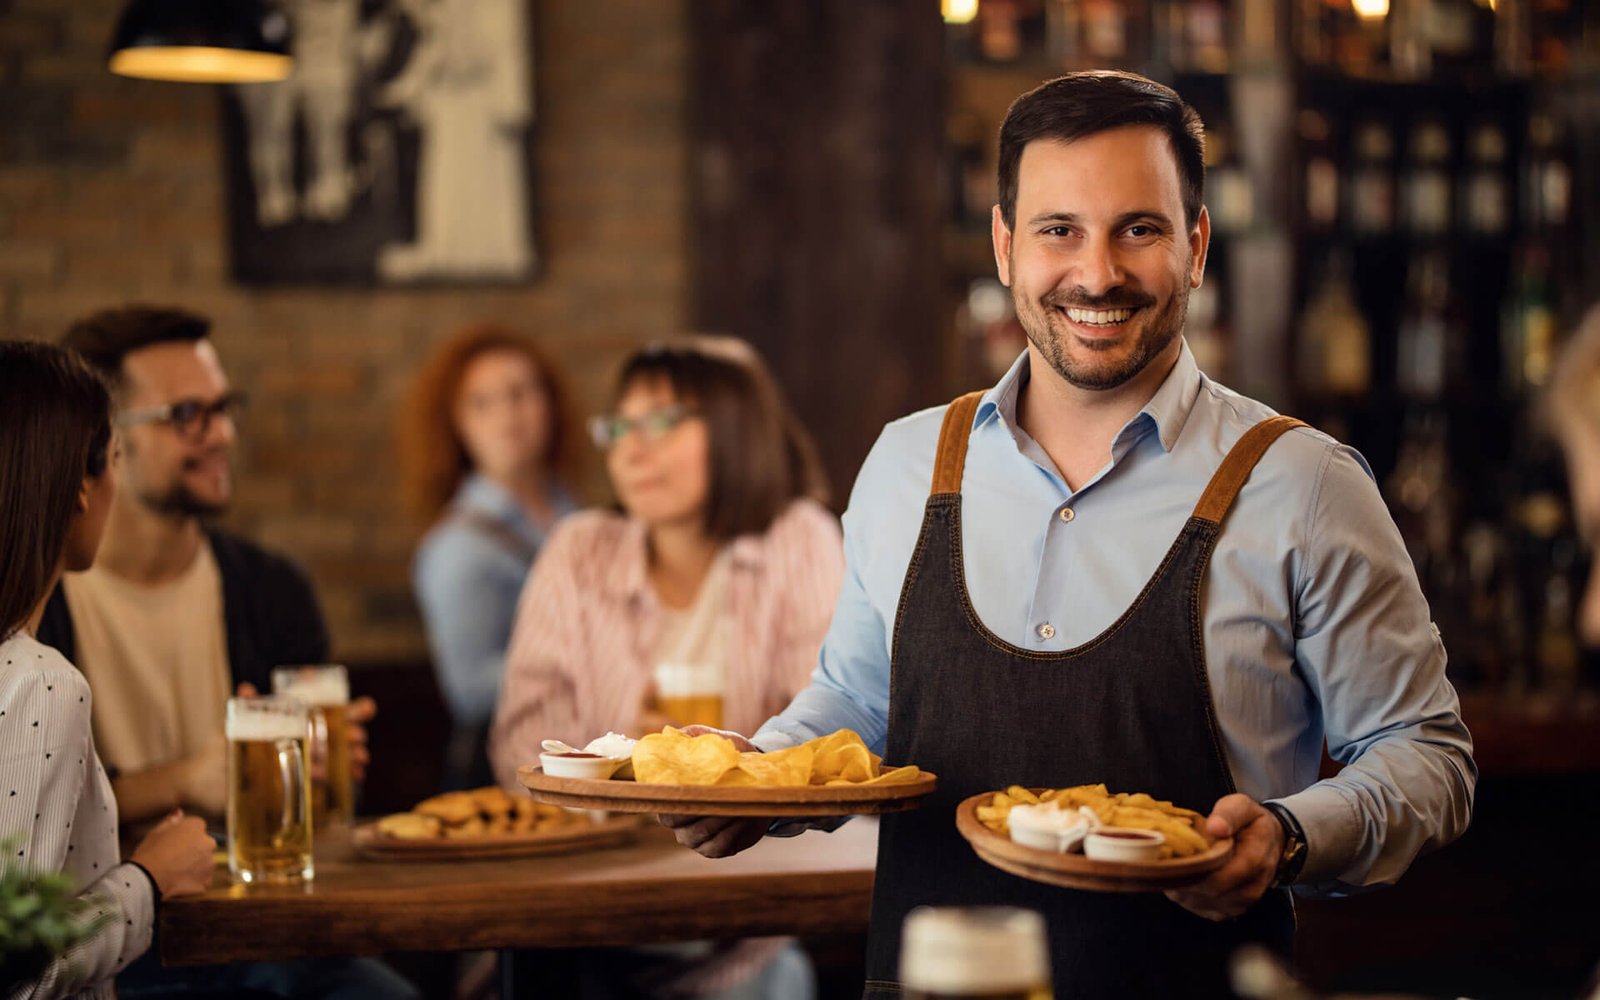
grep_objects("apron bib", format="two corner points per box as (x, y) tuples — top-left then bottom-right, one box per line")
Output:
(863, 393), (1302, 999)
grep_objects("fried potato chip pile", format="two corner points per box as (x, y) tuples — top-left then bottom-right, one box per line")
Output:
(976, 784), (1211, 859)
(631, 727), (923, 787)
(376, 786), (579, 840)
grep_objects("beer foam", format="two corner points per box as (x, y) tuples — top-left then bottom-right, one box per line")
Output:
(899, 907), (1048, 993)
(226, 712), (306, 742)
(276, 671), (348, 706)
(653, 661), (723, 697)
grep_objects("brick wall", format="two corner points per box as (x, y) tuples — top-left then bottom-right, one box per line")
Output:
(0, 0), (691, 661)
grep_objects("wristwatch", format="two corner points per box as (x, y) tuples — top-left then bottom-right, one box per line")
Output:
(1262, 801), (1307, 888)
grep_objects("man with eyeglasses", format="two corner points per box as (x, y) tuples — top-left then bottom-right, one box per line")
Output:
(37, 305), (417, 1000)
(39, 304), (366, 829)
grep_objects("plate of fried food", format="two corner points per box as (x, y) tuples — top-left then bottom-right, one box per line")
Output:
(353, 786), (640, 861)
(955, 784), (1232, 892)
(518, 727), (936, 816)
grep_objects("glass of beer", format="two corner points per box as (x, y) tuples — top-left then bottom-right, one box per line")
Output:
(226, 696), (314, 884)
(900, 906), (1052, 1000)
(271, 665), (354, 832)
(652, 660), (723, 728)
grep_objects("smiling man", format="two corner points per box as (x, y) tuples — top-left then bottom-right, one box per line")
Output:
(38, 305), (417, 1000)
(39, 306), (386, 838)
(666, 72), (1476, 998)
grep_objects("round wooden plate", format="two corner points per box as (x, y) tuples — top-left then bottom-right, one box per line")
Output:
(351, 813), (640, 862)
(954, 792), (1233, 893)
(517, 766), (938, 816)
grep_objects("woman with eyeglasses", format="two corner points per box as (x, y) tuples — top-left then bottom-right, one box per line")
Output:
(401, 322), (583, 790)
(0, 342), (215, 999)
(490, 336), (840, 999)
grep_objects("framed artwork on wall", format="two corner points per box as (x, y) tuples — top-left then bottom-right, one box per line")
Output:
(221, 0), (537, 285)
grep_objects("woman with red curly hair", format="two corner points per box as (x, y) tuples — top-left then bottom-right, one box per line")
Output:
(400, 322), (582, 790)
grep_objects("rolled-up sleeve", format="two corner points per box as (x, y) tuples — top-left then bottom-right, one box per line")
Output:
(755, 441), (899, 757)
(1274, 444), (1477, 892)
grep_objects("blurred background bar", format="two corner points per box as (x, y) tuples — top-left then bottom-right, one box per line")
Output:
(2, 0), (1598, 995)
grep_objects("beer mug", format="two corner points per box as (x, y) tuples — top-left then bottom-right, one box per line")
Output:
(652, 660), (723, 728)
(900, 906), (1052, 1000)
(271, 665), (354, 831)
(226, 696), (314, 884)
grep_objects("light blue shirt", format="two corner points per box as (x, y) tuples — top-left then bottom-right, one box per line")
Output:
(756, 344), (1476, 893)
(414, 473), (577, 727)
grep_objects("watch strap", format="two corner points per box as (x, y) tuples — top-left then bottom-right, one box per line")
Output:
(1263, 801), (1308, 888)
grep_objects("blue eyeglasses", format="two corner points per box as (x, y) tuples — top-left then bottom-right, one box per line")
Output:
(588, 403), (696, 449)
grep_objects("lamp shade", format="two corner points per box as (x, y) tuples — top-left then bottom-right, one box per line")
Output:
(108, 0), (293, 83)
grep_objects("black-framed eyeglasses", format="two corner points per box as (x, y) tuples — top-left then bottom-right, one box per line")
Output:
(116, 391), (249, 441)
(588, 403), (695, 450)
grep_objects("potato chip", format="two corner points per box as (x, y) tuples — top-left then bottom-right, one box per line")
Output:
(732, 745), (812, 786)
(632, 727), (743, 785)
(629, 727), (922, 788)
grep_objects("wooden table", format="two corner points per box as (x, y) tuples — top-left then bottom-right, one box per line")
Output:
(160, 818), (879, 966)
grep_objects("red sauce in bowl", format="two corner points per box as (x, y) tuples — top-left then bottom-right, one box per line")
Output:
(550, 751), (604, 758)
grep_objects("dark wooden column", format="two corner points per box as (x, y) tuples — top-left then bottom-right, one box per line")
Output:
(689, 1), (947, 504)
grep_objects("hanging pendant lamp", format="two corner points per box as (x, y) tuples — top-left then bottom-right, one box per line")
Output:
(108, 0), (292, 83)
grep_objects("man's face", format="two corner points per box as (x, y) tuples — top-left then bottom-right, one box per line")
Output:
(118, 340), (237, 517)
(993, 126), (1208, 392)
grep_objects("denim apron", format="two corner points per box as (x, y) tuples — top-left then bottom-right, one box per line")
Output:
(862, 392), (1301, 999)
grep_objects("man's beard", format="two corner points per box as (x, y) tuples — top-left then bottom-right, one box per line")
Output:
(141, 483), (228, 519)
(129, 445), (232, 518)
(1016, 272), (1190, 392)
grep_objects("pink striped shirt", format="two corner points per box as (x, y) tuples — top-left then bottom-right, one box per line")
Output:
(490, 498), (844, 787)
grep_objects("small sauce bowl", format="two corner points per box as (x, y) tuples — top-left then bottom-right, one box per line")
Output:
(539, 751), (627, 780)
(1083, 827), (1165, 862)
(1007, 803), (1090, 854)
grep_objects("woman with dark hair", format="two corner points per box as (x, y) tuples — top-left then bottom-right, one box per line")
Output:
(490, 336), (839, 1000)
(0, 342), (214, 999)
(401, 322), (583, 790)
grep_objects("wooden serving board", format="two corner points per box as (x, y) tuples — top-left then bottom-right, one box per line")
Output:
(518, 766), (937, 816)
(954, 792), (1233, 893)
(351, 813), (640, 861)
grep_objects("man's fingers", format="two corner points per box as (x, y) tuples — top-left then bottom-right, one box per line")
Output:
(701, 821), (758, 858)
(349, 697), (377, 723)
(1164, 888), (1230, 921)
(1205, 792), (1259, 839)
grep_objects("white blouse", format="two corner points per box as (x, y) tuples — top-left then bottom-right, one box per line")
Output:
(1, 632), (155, 1000)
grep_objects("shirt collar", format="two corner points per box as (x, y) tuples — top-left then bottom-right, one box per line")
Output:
(974, 339), (1202, 454)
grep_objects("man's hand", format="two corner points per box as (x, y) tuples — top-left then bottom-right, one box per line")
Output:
(240, 682), (374, 781)
(655, 725), (770, 859)
(1164, 793), (1284, 921)
(347, 696), (375, 781)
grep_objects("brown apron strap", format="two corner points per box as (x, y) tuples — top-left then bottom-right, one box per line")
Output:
(1191, 415), (1307, 525)
(930, 391), (987, 496)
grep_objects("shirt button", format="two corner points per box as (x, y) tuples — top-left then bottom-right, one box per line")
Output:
(1059, 508), (1075, 523)
(1037, 623), (1055, 640)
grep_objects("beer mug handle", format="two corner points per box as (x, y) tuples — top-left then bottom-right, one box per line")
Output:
(276, 738), (304, 839)
(309, 708), (329, 779)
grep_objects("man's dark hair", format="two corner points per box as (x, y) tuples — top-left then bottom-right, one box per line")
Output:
(60, 304), (211, 387)
(998, 70), (1206, 232)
